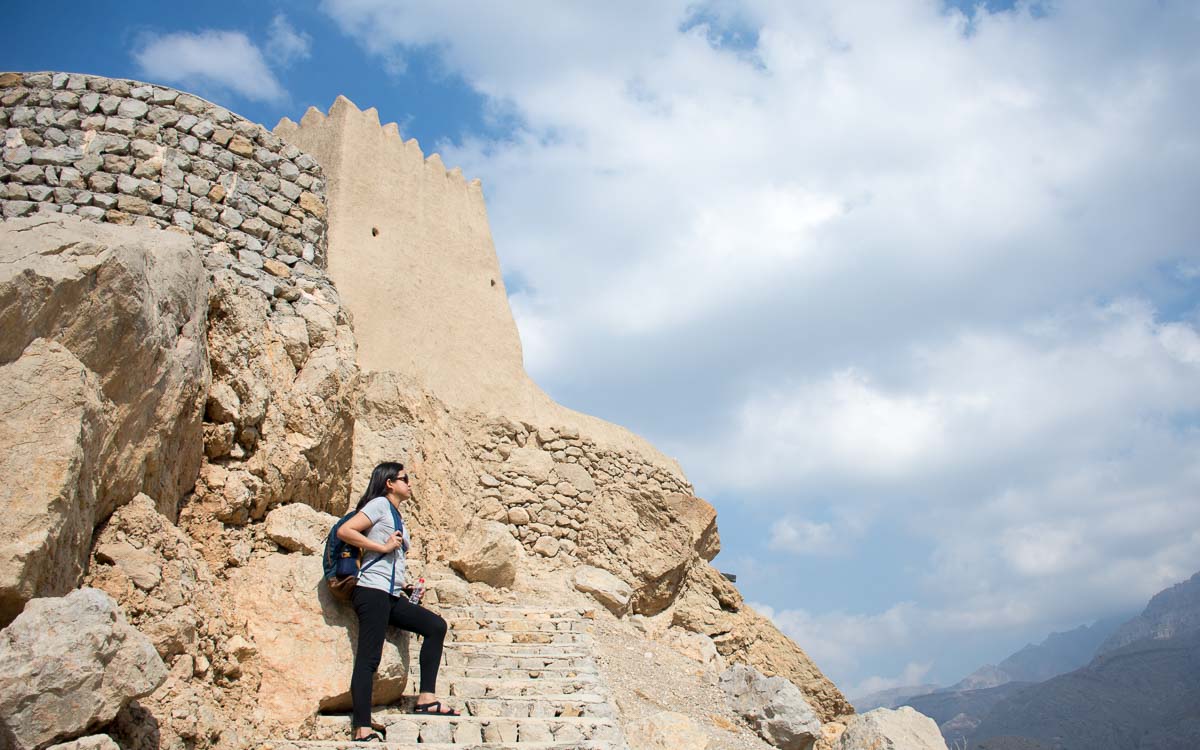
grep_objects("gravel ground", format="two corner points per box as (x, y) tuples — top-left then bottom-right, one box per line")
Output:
(591, 617), (776, 750)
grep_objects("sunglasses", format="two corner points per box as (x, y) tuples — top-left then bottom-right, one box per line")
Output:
(391, 474), (409, 484)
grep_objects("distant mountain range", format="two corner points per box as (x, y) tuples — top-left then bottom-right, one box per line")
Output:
(1095, 572), (1200, 657)
(852, 612), (1128, 710)
(852, 571), (1200, 749)
(970, 628), (1200, 749)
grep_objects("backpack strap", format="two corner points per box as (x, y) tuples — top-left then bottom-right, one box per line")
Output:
(387, 503), (404, 595)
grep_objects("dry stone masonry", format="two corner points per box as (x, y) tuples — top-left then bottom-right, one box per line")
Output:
(0, 71), (327, 280)
(469, 419), (691, 563)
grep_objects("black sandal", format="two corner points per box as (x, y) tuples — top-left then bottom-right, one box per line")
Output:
(412, 700), (460, 716)
(352, 730), (383, 742)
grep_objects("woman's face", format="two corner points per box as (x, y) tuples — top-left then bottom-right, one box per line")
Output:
(387, 472), (412, 500)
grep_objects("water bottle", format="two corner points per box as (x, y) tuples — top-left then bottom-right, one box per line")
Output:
(410, 577), (426, 605)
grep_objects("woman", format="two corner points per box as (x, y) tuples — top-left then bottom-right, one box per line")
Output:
(337, 461), (459, 742)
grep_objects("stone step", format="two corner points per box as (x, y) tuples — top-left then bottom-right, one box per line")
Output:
(440, 652), (593, 668)
(437, 641), (592, 654)
(444, 631), (593, 645)
(310, 714), (623, 745)
(434, 606), (589, 621)
(256, 741), (618, 750)
(424, 657), (597, 676)
(429, 662), (597, 672)
(444, 676), (602, 698)
(445, 617), (591, 634)
(439, 643), (592, 652)
(370, 693), (612, 719)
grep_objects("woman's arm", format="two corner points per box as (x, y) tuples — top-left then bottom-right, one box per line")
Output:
(336, 511), (403, 554)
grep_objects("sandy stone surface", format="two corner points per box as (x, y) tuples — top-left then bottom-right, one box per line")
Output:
(592, 617), (778, 750)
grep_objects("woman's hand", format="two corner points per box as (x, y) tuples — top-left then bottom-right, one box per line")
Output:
(379, 531), (405, 553)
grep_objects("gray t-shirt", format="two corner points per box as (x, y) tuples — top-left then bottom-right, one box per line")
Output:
(355, 496), (411, 596)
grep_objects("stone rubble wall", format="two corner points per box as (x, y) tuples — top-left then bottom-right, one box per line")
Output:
(0, 71), (329, 299)
(469, 419), (692, 560)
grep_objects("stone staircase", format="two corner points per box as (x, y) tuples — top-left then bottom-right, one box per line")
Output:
(258, 604), (629, 750)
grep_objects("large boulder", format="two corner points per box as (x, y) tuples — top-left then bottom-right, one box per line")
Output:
(450, 518), (523, 588)
(573, 565), (633, 615)
(721, 663), (822, 750)
(0, 215), (208, 520)
(227, 552), (410, 723)
(265, 502), (338, 555)
(0, 215), (209, 625)
(836, 707), (947, 750)
(0, 588), (167, 750)
(0, 340), (106, 626)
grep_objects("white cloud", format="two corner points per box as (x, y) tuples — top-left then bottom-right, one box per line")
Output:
(266, 14), (313, 67)
(769, 517), (837, 555)
(133, 29), (286, 103)
(848, 662), (934, 701)
(322, 0), (1200, 687)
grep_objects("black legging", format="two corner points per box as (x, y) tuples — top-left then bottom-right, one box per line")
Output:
(350, 585), (448, 727)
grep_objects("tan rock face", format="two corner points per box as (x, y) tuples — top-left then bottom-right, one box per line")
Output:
(0, 340), (106, 626)
(227, 552), (410, 723)
(0, 216), (209, 522)
(350, 371), (474, 558)
(0, 588), (167, 750)
(582, 490), (719, 616)
(192, 272), (358, 523)
(84, 495), (246, 749)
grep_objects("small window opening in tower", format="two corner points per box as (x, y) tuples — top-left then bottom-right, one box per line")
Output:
(371, 227), (379, 237)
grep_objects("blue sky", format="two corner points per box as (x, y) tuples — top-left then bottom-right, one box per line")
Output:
(6, 1), (1200, 697)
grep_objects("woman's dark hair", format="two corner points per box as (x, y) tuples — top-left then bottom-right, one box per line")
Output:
(356, 461), (405, 511)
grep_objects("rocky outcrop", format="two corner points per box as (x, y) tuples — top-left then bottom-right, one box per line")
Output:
(0, 215), (207, 625)
(84, 495), (247, 750)
(721, 663), (822, 750)
(836, 707), (947, 750)
(451, 518), (523, 588)
(0, 588), (167, 750)
(190, 269), (357, 525)
(227, 552), (410, 722)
